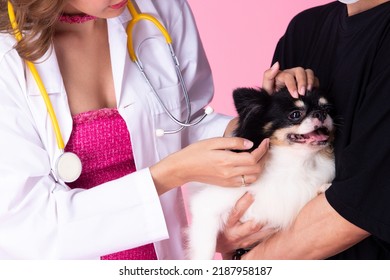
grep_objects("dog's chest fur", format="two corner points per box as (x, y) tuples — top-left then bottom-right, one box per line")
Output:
(242, 145), (334, 228)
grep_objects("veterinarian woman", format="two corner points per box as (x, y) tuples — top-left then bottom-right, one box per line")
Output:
(0, 0), (269, 259)
(236, 0), (390, 259)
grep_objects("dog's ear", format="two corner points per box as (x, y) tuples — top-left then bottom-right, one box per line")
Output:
(232, 88), (271, 149)
(233, 87), (270, 119)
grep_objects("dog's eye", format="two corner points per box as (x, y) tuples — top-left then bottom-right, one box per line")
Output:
(289, 110), (303, 121)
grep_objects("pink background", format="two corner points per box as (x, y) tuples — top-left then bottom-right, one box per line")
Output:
(187, 0), (330, 116)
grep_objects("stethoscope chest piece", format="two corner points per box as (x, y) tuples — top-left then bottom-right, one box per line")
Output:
(56, 152), (82, 183)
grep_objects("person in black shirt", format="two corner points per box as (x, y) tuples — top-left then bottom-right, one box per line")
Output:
(240, 0), (390, 259)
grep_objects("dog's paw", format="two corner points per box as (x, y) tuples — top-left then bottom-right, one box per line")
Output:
(317, 183), (331, 194)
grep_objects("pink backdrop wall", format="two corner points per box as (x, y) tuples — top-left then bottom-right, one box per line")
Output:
(187, 0), (330, 116)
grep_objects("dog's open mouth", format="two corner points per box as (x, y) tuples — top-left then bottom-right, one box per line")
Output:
(287, 127), (330, 145)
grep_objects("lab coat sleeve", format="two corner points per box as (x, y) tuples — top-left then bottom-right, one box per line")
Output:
(0, 54), (168, 259)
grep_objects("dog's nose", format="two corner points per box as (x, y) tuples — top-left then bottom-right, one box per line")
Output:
(312, 110), (327, 122)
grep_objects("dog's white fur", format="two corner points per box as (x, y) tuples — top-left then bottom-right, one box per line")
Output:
(186, 120), (335, 260)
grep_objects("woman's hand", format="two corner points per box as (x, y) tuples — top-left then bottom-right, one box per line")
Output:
(150, 138), (269, 195)
(223, 117), (238, 137)
(216, 192), (277, 259)
(262, 62), (319, 98)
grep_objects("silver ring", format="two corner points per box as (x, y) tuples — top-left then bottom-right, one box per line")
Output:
(241, 175), (247, 187)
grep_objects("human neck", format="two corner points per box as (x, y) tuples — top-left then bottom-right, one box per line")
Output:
(59, 13), (97, 24)
(347, 0), (390, 16)
(55, 16), (106, 37)
(56, 4), (100, 31)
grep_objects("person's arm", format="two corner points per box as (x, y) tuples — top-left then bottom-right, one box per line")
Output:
(150, 137), (269, 195)
(242, 194), (369, 259)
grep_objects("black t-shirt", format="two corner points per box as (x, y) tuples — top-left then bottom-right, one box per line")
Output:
(272, 1), (390, 259)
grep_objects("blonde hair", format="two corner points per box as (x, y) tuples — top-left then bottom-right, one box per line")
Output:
(0, 0), (66, 62)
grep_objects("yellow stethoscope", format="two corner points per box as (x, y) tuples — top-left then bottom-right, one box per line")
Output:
(7, 0), (212, 183)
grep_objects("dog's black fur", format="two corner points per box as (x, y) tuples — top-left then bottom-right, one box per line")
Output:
(232, 87), (334, 152)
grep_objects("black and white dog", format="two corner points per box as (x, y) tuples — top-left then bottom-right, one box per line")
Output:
(187, 87), (335, 260)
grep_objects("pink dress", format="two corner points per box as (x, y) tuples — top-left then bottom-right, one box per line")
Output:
(64, 108), (157, 260)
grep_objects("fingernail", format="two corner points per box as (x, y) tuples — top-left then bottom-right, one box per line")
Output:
(307, 84), (313, 91)
(271, 61), (279, 70)
(251, 222), (261, 231)
(292, 90), (299, 98)
(244, 192), (254, 201)
(244, 140), (254, 149)
(299, 86), (306, 96)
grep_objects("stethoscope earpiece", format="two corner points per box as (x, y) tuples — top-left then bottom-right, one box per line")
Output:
(55, 152), (82, 183)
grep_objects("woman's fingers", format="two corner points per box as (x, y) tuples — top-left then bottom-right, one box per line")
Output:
(217, 192), (278, 255)
(262, 62), (280, 94)
(221, 138), (269, 166)
(262, 64), (320, 98)
(219, 138), (269, 186)
(275, 67), (308, 97)
(217, 193), (259, 253)
(225, 192), (254, 227)
(251, 138), (269, 162)
(200, 137), (254, 151)
(305, 69), (319, 91)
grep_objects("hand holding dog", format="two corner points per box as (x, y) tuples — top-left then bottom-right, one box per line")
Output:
(150, 137), (269, 195)
(216, 192), (277, 259)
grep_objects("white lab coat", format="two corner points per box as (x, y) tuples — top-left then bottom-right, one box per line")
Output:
(0, 0), (231, 259)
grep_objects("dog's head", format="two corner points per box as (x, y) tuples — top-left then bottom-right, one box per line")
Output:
(233, 87), (334, 152)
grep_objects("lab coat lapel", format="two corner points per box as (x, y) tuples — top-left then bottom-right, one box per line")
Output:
(25, 47), (73, 167)
(25, 48), (62, 96)
(107, 11), (131, 107)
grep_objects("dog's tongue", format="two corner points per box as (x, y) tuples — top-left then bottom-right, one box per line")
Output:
(305, 130), (329, 143)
